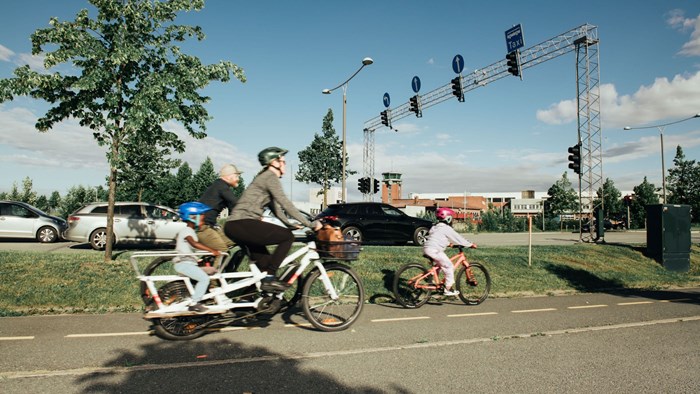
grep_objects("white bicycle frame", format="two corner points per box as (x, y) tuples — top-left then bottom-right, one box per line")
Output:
(130, 240), (340, 317)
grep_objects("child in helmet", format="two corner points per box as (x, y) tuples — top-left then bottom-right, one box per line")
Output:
(423, 207), (477, 296)
(175, 202), (221, 313)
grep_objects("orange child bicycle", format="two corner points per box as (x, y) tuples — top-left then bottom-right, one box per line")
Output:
(393, 245), (491, 308)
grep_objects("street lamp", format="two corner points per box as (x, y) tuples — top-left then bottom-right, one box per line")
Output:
(623, 113), (700, 204)
(322, 57), (373, 203)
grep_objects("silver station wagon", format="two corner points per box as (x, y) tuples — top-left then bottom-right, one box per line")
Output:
(64, 202), (186, 250)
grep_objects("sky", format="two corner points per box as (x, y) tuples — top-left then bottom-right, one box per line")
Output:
(1, 0), (700, 204)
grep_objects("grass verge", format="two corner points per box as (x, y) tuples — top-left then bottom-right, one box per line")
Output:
(1, 243), (698, 316)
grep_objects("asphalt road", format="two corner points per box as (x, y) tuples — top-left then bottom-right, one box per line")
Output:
(1, 289), (699, 393)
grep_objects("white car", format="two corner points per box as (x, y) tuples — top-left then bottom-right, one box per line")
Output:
(0, 201), (68, 243)
(64, 202), (186, 250)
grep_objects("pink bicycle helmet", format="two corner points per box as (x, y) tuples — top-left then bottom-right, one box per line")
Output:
(436, 207), (455, 224)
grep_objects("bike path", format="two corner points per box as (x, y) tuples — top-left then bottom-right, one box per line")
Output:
(1, 288), (699, 375)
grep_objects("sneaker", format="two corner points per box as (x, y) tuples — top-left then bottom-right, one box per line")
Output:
(443, 288), (460, 297)
(260, 277), (291, 292)
(188, 302), (209, 313)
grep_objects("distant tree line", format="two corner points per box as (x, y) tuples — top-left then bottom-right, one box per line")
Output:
(1, 157), (245, 219)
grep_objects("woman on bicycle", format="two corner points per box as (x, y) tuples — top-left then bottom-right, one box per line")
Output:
(224, 146), (321, 292)
(423, 207), (476, 296)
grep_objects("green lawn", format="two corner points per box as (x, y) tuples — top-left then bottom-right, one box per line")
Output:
(1, 243), (698, 316)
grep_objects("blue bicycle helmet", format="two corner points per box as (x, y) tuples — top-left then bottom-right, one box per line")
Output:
(178, 202), (212, 228)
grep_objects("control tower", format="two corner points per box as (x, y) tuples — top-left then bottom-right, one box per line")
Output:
(381, 172), (402, 204)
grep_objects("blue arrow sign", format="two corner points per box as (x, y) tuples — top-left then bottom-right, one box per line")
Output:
(452, 54), (464, 74)
(383, 92), (390, 108)
(505, 24), (524, 53)
(412, 76), (421, 93)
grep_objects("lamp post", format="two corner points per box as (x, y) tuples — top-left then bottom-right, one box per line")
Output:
(623, 113), (700, 204)
(323, 57), (373, 203)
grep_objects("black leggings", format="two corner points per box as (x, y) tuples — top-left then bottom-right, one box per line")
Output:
(224, 219), (294, 275)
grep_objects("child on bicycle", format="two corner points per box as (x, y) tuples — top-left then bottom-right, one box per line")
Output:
(174, 202), (221, 313)
(423, 207), (476, 296)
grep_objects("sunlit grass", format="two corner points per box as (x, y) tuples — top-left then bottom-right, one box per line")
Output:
(0, 243), (698, 316)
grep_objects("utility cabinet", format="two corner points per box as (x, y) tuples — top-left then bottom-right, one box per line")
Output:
(646, 204), (691, 272)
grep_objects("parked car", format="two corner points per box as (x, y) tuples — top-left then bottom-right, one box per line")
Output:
(314, 202), (433, 246)
(0, 201), (68, 243)
(582, 218), (625, 232)
(64, 202), (186, 250)
(262, 208), (314, 242)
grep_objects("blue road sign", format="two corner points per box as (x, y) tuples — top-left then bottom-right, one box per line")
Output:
(383, 92), (390, 108)
(412, 76), (421, 93)
(505, 24), (524, 53)
(452, 54), (464, 74)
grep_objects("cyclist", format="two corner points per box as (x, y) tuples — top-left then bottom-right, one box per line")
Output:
(197, 164), (241, 268)
(423, 207), (476, 296)
(224, 147), (321, 292)
(174, 202), (222, 313)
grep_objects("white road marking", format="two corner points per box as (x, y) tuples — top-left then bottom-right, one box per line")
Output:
(511, 308), (557, 313)
(0, 336), (34, 341)
(372, 316), (431, 323)
(447, 312), (498, 317)
(617, 301), (654, 306)
(65, 331), (151, 338)
(568, 304), (608, 309)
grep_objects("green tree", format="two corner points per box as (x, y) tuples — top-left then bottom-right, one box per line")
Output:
(116, 130), (182, 202)
(594, 178), (623, 218)
(629, 177), (658, 229)
(296, 109), (355, 208)
(48, 191), (62, 213)
(544, 172), (578, 218)
(35, 195), (49, 212)
(190, 157), (217, 198)
(667, 145), (700, 222)
(0, 0), (245, 261)
(58, 185), (94, 219)
(19, 177), (38, 206)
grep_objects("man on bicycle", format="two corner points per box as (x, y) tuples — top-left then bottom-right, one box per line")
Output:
(423, 207), (476, 296)
(197, 164), (241, 268)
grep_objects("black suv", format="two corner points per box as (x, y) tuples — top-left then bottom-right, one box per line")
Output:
(315, 202), (432, 246)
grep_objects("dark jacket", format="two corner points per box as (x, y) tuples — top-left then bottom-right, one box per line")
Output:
(198, 178), (238, 226)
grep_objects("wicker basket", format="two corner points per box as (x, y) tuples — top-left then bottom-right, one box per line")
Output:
(316, 240), (361, 260)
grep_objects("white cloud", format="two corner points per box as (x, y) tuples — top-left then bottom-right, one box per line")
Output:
(667, 10), (700, 56)
(16, 52), (47, 71)
(536, 71), (700, 128)
(0, 44), (14, 61)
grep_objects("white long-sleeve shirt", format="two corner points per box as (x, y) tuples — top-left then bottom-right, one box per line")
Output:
(422, 222), (473, 252)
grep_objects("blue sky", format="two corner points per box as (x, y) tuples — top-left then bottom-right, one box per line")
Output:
(1, 0), (700, 203)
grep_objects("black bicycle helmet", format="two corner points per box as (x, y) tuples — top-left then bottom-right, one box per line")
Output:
(258, 146), (288, 166)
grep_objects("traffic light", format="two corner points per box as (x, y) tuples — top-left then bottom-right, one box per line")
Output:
(506, 51), (520, 77)
(409, 95), (422, 117)
(357, 177), (371, 194)
(568, 142), (582, 175)
(373, 178), (380, 194)
(380, 110), (390, 127)
(451, 76), (464, 102)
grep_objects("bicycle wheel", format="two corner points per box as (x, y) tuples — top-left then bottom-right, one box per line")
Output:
(456, 262), (491, 305)
(393, 263), (432, 308)
(149, 281), (211, 340)
(301, 263), (364, 332)
(140, 257), (178, 309)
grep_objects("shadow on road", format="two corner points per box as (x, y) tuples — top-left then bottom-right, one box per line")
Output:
(74, 338), (409, 393)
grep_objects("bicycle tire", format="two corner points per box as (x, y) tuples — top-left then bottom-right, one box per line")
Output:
(301, 263), (364, 332)
(456, 262), (491, 305)
(148, 281), (210, 340)
(393, 263), (432, 308)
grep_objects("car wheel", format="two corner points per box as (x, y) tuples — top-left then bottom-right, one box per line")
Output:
(89, 228), (113, 251)
(342, 226), (363, 242)
(413, 227), (429, 246)
(36, 226), (58, 243)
